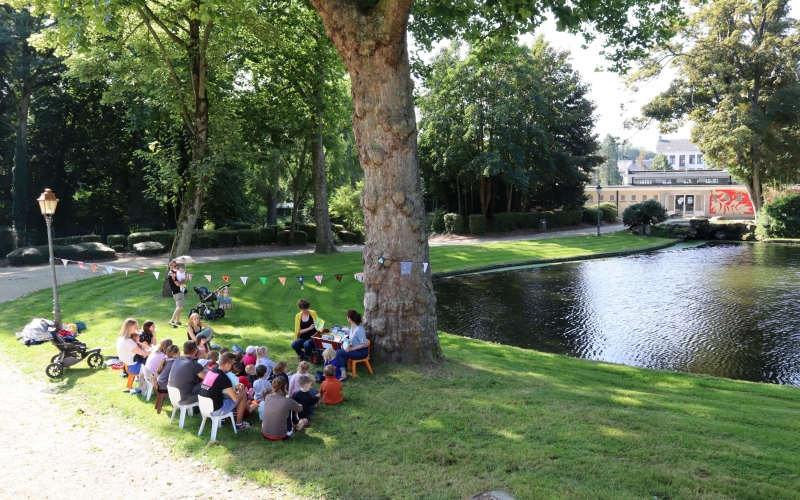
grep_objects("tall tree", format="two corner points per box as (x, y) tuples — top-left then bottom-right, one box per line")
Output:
(598, 134), (622, 185)
(631, 0), (800, 212)
(307, 0), (683, 363)
(0, 5), (60, 243)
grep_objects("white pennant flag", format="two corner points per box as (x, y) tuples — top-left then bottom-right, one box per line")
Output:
(154, 271), (160, 280)
(205, 275), (212, 282)
(106, 266), (114, 274)
(423, 262), (429, 273)
(240, 276), (248, 285)
(62, 259), (69, 268)
(125, 269), (129, 276)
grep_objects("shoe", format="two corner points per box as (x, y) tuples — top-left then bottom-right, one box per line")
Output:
(176, 321), (182, 325)
(236, 422), (251, 430)
(130, 389), (142, 396)
(122, 389), (131, 393)
(295, 418), (308, 431)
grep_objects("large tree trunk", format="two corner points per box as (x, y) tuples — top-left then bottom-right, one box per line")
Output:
(309, 0), (442, 363)
(750, 145), (763, 213)
(12, 87), (31, 245)
(312, 112), (337, 253)
(267, 152), (279, 226)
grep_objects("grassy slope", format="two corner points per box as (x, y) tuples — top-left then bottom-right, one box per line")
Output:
(2, 233), (799, 499)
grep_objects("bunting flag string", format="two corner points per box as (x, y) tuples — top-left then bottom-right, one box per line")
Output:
(139, 270), (145, 275)
(205, 275), (212, 282)
(315, 275), (323, 284)
(259, 277), (267, 285)
(106, 266), (114, 275)
(62, 259), (69, 268)
(240, 277), (248, 285)
(222, 275), (230, 283)
(91, 264), (98, 273)
(279, 277), (286, 286)
(297, 276), (305, 290)
(125, 270), (129, 276)
(154, 271), (160, 280)
(78, 262), (84, 269)
(187, 274), (193, 281)
(335, 274), (342, 282)
(354, 272), (365, 282)
(423, 262), (429, 273)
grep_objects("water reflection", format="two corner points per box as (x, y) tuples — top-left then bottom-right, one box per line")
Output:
(435, 243), (800, 385)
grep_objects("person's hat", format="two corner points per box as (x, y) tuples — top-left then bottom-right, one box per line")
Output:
(245, 346), (256, 354)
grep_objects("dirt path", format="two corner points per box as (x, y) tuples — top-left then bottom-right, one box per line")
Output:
(0, 223), (623, 304)
(0, 358), (296, 500)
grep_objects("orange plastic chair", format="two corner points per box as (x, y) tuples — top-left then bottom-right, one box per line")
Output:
(123, 363), (137, 390)
(348, 339), (373, 378)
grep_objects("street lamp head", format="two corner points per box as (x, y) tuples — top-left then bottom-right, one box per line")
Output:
(37, 189), (58, 216)
(596, 185), (603, 196)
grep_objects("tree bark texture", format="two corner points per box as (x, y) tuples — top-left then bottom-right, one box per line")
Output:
(11, 46), (33, 244)
(267, 152), (280, 226)
(312, 112), (337, 254)
(308, 0), (443, 363)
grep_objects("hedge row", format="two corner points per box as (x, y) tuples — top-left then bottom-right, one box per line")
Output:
(0, 227), (18, 257)
(491, 209), (584, 233)
(107, 234), (127, 247)
(7, 242), (115, 266)
(65, 234), (101, 245)
(276, 230), (308, 245)
(444, 213), (464, 234)
(469, 214), (486, 235)
(133, 241), (165, 256)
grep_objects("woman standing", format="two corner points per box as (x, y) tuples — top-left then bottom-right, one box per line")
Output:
(291, 299), (317, 361)
(335, 310), (368, 377)
(116, 318), (152, 391)
(186, 312), (214, 343)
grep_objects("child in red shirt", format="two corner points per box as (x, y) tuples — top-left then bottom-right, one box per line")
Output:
(319, 364), (343, 405)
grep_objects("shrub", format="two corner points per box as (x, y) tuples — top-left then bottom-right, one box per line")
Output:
(65, 235), (83, 245)
(599, 202), (619, 223)
(56, 242), (116, 260)
(84, 234), (101, 243)
(107, 234), (127, 248)
(427, 207), (446, 234)
(216, 230), (237, 248)
(276, 230), (308, 245)
(756, 193), (800, 238)
(443, 213), (464, 234)
(561, 209), (584, 226)
(133, 241), (165, 256)
(258, 226), (276, 244)
(515, 212), (544, 230)
(492, 213), (517, 232)
(299, 224), (317, 243)
(111, 245), (125, 253)
(232, 221), (254, 230)
(0, 227), (18, 256)
(7, 246), (49, 266)
(583, 207), (601, 223)
(236, 229), (260, 246)
(329, 180), (364, 231)
(128, 231), (174, 248)
(622, 200), (668, 227)
(351, 229), (365, 244)
(331, 223), (345, 233)
(469, 214), (486, 235)
(338, 230), (360, 243)
(53, 238), (66, 246)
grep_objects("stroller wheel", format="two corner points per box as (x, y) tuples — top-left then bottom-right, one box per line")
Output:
(87, 352), (104, 368)
(45, 362), (63, 379)
(215, 308), (225, 318)
(51, 354), (61, 363)
(204, 310), (216, 321)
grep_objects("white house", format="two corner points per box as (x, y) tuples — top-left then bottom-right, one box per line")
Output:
(655, 136), (705, 169)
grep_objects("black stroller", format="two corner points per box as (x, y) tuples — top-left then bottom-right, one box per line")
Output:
(46, 328), (104, 379)
(189, 283), (231, 321)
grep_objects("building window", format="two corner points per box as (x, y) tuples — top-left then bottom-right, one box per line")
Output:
(705, 178), (719, 184)
(662, 179), (673, 184)
(697, 154), (703, 164)
(599, 195), (604, 201)
(683, 178), (693, 184)
(642, 195), (648, 201)
(631, 195), (637, 201)
(620, 195), (626, 201)
(689, 155), (695, 164)
(679, 155), (686, 167)
(587, 194), (593, 201)
(609, 195), (615, 201)
(633, 179), (653, 185)
(669, 155), (675, 164)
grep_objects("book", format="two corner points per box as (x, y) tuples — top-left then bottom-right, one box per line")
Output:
(315, 318), (325, 331)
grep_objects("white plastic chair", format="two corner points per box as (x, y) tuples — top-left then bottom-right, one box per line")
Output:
(167, 385), (195, 428)
(197, 395), (236, 441)
(139, 365), (156, 402)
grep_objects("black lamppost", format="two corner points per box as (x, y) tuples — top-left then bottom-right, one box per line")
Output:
(37, 188), (61, 329)
(596, 185), (603, 236)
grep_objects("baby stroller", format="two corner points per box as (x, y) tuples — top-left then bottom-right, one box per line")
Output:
(46, 328), (104, 379)
(189, 283), (231, 321)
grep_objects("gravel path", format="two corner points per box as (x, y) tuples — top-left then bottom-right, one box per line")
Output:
(0, 223), (622, 304)
(0, 357), (296, 500)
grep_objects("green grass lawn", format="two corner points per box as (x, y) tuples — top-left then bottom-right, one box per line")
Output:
(3, 233), (799, 499)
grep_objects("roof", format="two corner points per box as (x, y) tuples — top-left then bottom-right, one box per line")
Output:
(656, 138), (701, 152)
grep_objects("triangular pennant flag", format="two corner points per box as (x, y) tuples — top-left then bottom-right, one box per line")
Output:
(423, 262), (429, 273)
(62, 259), (69, 268)
(222, 275), (230, 283)
(187, 273), (193, 281)
(91, 264), (98, 273)
(241, 276), (248, 285)
(78, 261), (84, 269)
(335, 274), (342, 282)
(154, 271), (160, 280)
(106, 266), (114, 274)
(279, 277), (286, 286)
(204, 275), (212, 282)
(139, 270), (144, 275)
(259, 277), (267, 285)
(400, 261), (413, 275)
(354, 272), (365, 282)
(125, 269), (129, 276)
(315, 275), (323, 284)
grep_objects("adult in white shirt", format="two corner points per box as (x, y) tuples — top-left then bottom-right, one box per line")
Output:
(117, 318), (151, 384)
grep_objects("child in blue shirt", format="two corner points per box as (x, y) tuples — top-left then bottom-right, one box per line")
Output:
(316, 347), (345, 382)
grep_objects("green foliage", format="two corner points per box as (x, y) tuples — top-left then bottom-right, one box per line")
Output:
(598, 134), (623, 185)
(128, 231), (174, 248)
(133, 241), (165, 256)
(299, 224), (317, 243)
(56, 242), (116, 260)
(492, 213), (517, 232)
(427, 207), (446, 234)
(0, 227), (18, 256)
(53, 238), (66, 246)
(599, 203), (619, 223)
(65, 236), (83, 245)
(650, 153), (672, 171)
(337, 230), (360, 244)
(83, 234), (101, 243)
(236, 229), (260, 246)
(756, 194), (800, 238)
(276, 230), (308, 246)
(443, 213), (464, 234)
(622, 200), (669, 227)
(469, 214), (486, 235)
(216, 231), (237, 248)
(583, 207), (601, 223)
(329, 181), (364, 231)
(106, 235), (127, 248)
(6, 246), (49, 266)
(258, 227), (276, 245)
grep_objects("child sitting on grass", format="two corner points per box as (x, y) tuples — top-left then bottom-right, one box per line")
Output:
(292, 374), (320, 421)
(289, 361), (312, 396)
(206, 350), (219, 369)
(320, 365), (343, 405)
(256, 346), (275, 378)
(253, 365), (270, 403)
(245, 364), (258, 384)
(272, 361), (289, 388)
(257, 386), (274, 420)
(316, 348), (345, 382)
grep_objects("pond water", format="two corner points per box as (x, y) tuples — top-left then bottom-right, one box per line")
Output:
(434, 243), (800, 385)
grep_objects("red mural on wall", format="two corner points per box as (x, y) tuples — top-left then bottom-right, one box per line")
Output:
(710, 190), (755, 215)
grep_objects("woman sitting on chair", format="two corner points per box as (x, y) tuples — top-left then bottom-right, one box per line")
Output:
(291, 299), (317, 361)
(335, 310), (368, 374)
(116, 318), (152, 392)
